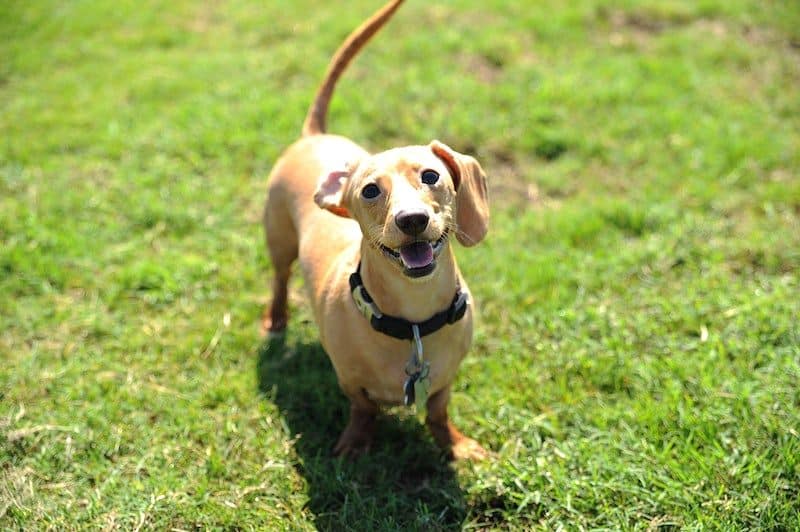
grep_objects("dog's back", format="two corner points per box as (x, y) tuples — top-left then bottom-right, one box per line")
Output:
(263, 134), (365, 324)
(262, 1), (404, 333)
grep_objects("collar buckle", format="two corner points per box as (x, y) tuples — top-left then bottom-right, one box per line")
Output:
(352, 284), (382, 323)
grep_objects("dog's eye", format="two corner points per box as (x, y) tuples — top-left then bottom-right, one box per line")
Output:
(361, 183), (381, 199)
(421, 169), (440, 185)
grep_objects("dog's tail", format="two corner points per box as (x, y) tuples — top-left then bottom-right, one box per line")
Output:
(302, 0), (405, 137)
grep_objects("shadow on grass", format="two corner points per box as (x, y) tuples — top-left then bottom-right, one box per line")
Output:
(256, 333), (467, 531)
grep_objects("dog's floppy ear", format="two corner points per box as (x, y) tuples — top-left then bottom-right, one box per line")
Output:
(314, 169), (352, 218)
(430, 140), (489, 246)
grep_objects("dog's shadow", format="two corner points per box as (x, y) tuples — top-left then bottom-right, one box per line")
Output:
(256, 331), (467, 531)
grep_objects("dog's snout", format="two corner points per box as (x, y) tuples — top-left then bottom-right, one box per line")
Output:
(395, 210), (430, 236)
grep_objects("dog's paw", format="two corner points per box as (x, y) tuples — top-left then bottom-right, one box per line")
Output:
(260, 316), (287, 337)
(332, 433), (373, 459)
(450, 437), (490, 461)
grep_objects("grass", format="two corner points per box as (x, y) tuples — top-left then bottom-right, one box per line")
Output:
(1, 0), (799, 529)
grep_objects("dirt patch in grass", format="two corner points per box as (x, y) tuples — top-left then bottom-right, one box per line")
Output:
(459, 52), (504, 84)
(490, 163), (553, 209)
(597, 7), (800, 61)
(484, 148), (566, 211)
(187, 3), (219, 35)
(598, 5), (697, 34)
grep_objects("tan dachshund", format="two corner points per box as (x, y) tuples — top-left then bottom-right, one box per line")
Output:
(262, 0), (489, 460)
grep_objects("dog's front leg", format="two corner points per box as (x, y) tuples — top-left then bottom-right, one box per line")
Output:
(333, 390), (379, 458)
(426, 385), (488, 461)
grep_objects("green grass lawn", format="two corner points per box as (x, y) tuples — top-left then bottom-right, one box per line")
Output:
(2, 0), (799, 529)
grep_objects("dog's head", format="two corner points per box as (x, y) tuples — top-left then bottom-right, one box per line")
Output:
(314, 140), (489, 279)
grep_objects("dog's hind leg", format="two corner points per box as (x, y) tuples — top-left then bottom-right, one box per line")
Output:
(261, 193), (298, 336)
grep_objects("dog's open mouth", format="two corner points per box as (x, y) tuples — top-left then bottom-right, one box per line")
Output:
(381, 231), (448, 278)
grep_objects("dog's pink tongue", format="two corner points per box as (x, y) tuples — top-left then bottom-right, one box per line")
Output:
(400, 242), (434, 269)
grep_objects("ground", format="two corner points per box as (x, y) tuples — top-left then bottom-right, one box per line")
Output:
(1, 0), (799, 529)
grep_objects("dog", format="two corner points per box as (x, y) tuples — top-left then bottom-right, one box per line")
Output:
(262, 0), (489, 460)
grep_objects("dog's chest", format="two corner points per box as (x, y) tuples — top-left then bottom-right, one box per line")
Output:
(361, 333), (467, 405)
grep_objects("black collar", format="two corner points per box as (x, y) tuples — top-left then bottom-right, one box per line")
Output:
(349, 263), (468, 341)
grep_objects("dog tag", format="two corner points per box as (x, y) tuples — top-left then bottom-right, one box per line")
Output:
(404, 324), (429, 411)
(414, 370), (431, 412)
(403, 374), (417, 406)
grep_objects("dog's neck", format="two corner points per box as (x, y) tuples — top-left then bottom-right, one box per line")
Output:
(359, 241), (460, 323)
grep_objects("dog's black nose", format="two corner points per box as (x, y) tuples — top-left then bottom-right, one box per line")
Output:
(395, 210), (430, 236)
